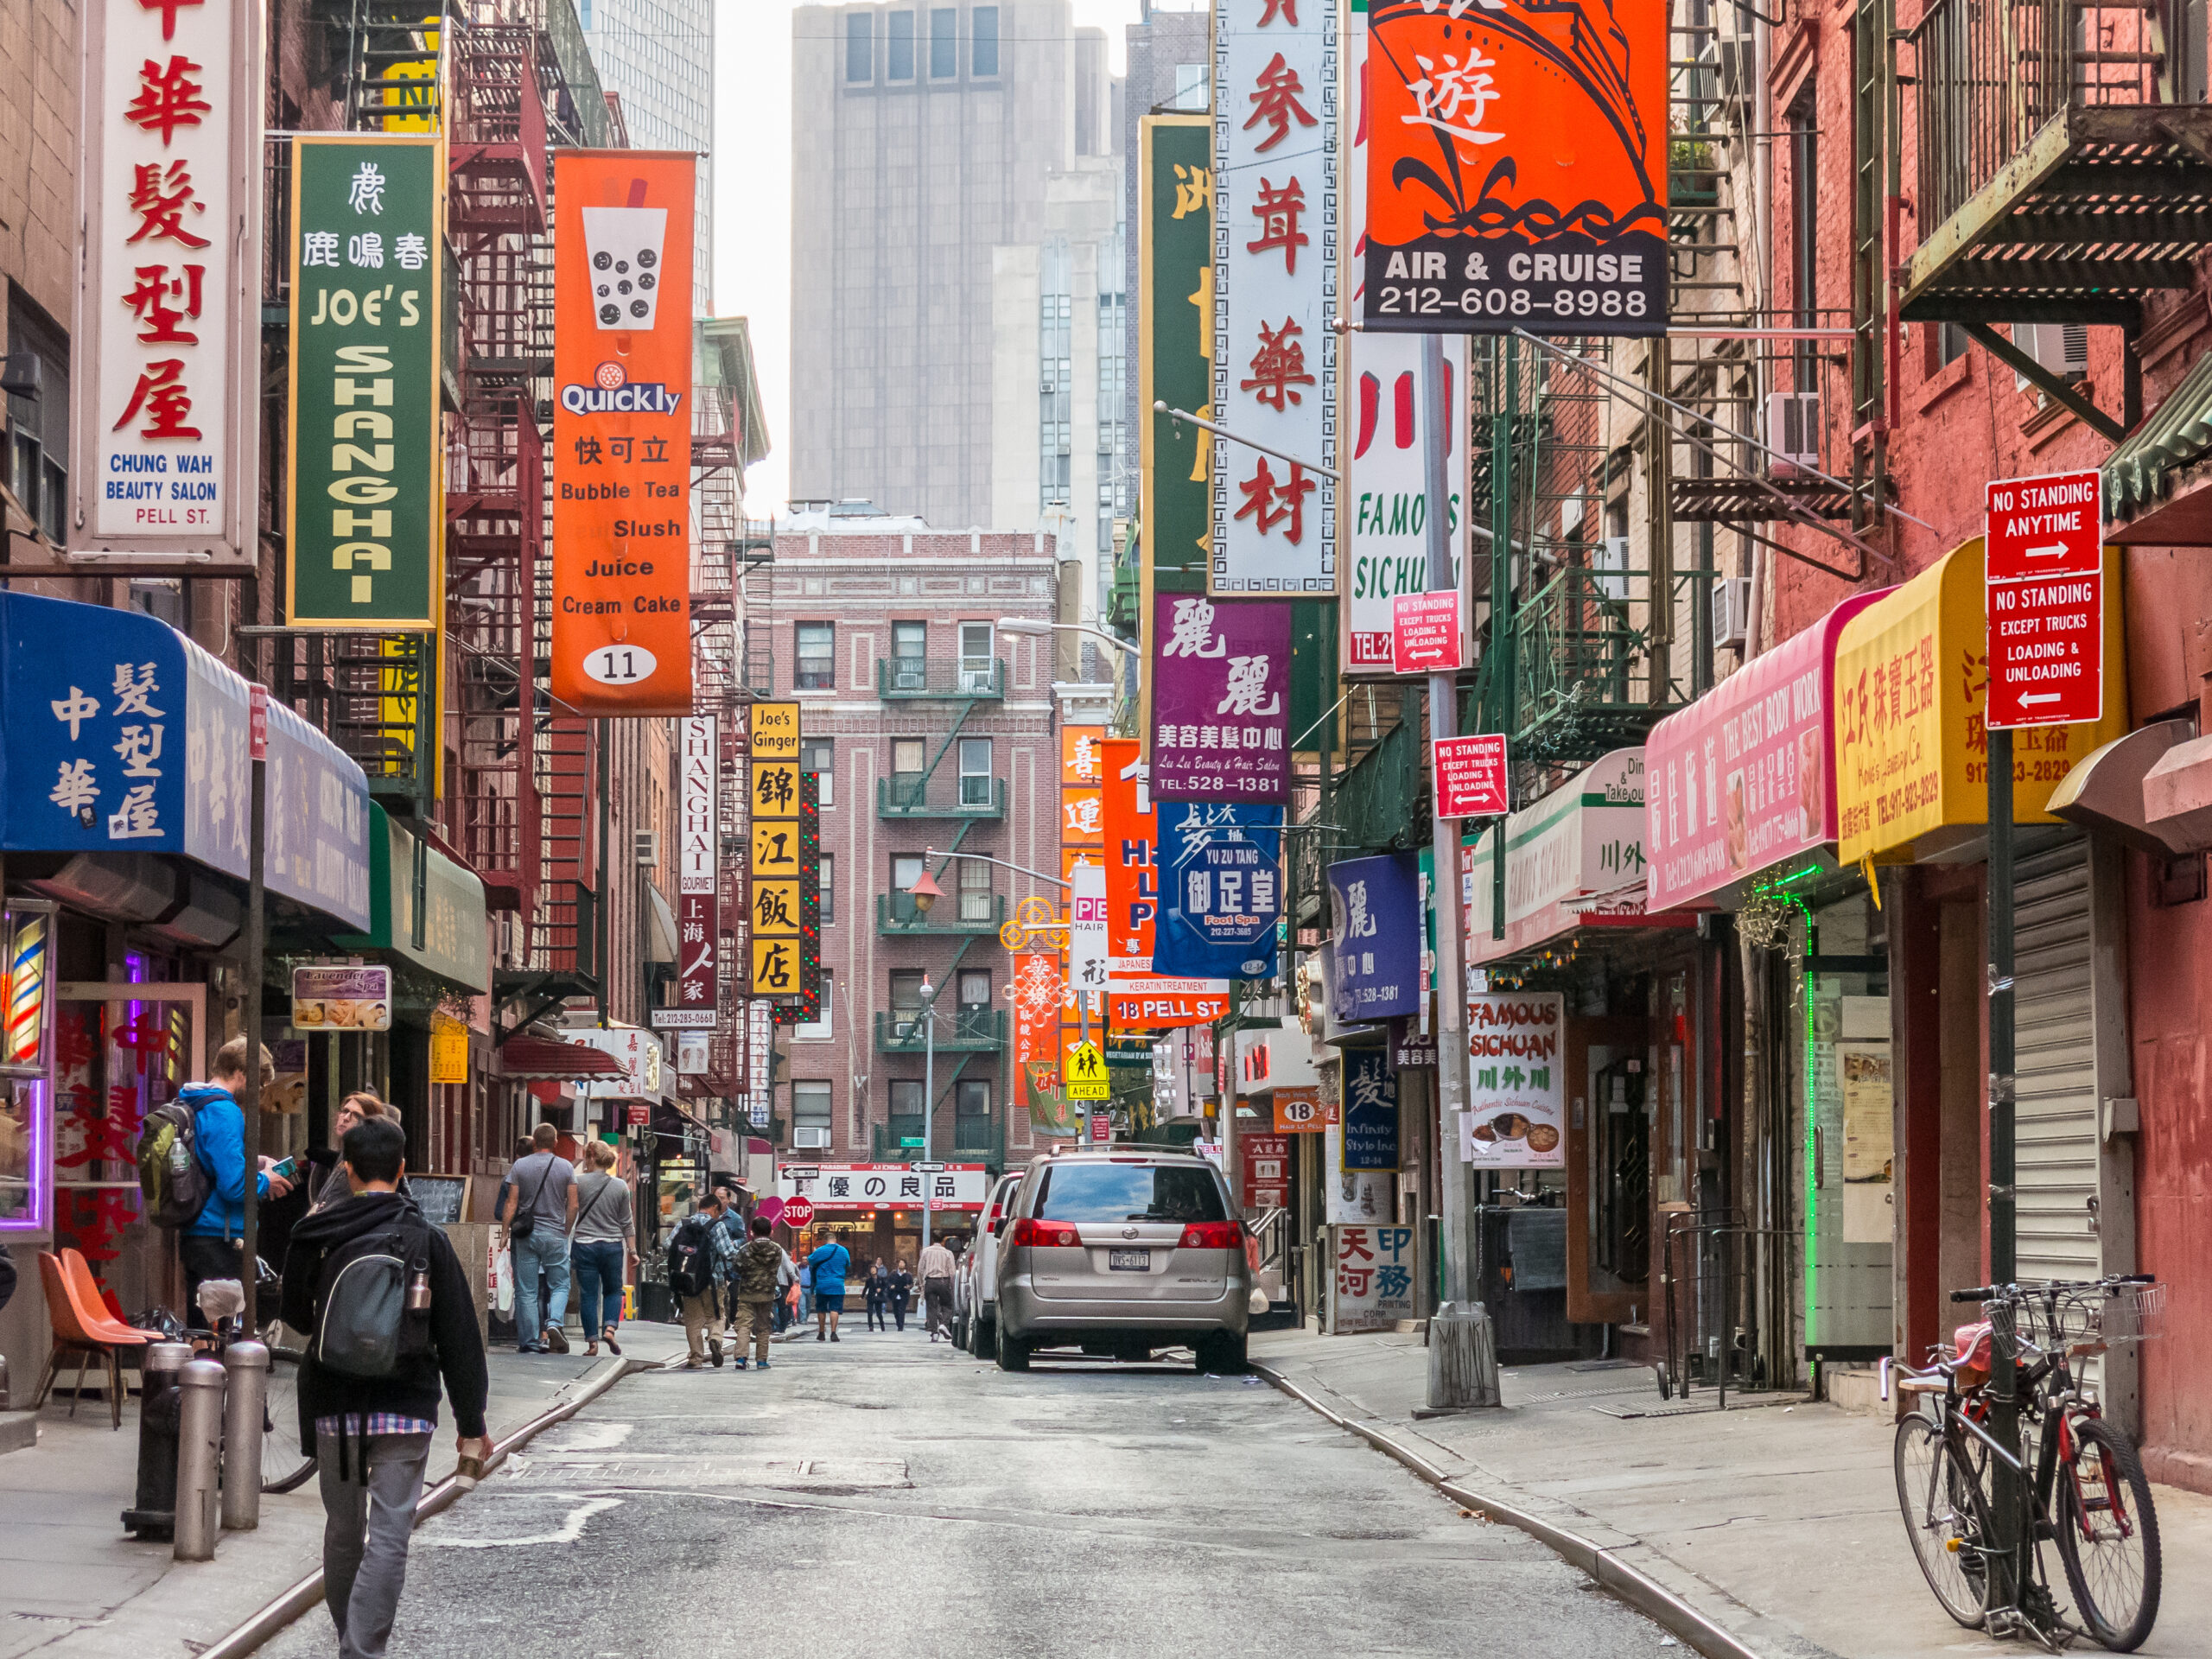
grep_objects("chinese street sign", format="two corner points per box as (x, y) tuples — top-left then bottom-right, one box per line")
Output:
(1432, 733), (1510, 818)
(747, 701), (802, 998)
(1362, 0), (1668, 335)
(1153, 801), (1283, 980)
(1985, 474), (2105, 730)
(1390, 589), (1462, 674)
(72, 0), (261, 563)
(285, 136), (442, 626)
(1150, 594), (1293, 802)
(1463, 992), (1566, 1168)
(549, 150), (696, 715)
(1065, 1039), (1110, 1101)
(1211, 0), (1337, 594)
(1326, 853), (1422, 1022)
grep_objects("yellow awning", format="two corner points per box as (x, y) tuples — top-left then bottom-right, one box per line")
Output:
(1834, 539), (2127, 863)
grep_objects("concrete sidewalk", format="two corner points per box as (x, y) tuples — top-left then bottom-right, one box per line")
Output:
(0, 1324), (689, 1659)
(1252, 1327), (2212, 1659)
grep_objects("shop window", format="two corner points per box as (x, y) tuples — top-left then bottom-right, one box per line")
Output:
(796, 622), (836, 689)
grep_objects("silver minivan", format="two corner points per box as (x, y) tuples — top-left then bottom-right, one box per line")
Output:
(992, 1147), (1250, 1373)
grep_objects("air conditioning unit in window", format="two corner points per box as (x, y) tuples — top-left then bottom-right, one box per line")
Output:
(1764, 391), (1821, 473)
(2014, 322), (2089, 390)
(1713, 575), (1753, 652)
(793, 1126), (831, 1150)
(633, 829), (659, 868)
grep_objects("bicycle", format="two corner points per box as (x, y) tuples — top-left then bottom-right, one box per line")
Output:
(1883, 1274), (2164, 1652)
(189, 1261), (318, 1496)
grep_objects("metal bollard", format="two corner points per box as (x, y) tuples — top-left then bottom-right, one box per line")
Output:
(123, 1341), (192, 1538)
(172, 1357), (226, 1561)
(219, 1340), (269, 1531)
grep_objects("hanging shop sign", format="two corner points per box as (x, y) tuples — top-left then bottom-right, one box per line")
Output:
(1060, 723), (1108, 1070)
(1362, 0), (1668, 335)
(573, 1024), (664, 1101)
(429, 1016), (469, 1086)
(1211, 0), (1337, 594)
(71, 0), (260, 564)
(1325, 1119), (1392, 1223)
(1433, 732), (1510, 819)
(1106, 977), (1233, 1031)
(1464, 747), (1657, 964)
(1154, 802), (1283, 981)
(1341, 1047), (1400, 1171)
(1151, 594), (1293, 802)
(1330, 1223), (1417, 1332)
(1069, 863), (1109, 995)
(1461, 992), (1565, 1168)
(1985, 472), (2105, 730)
(1014, 951), (1077, 1135)
(1243, 1132), (1291, 1211)
(285, 136), (443, 626)
(292, 963), (392, 1033)
(1140, 115), (1214, 601)
(747, 701), (802, 999)
(1834, 541), (2126, 864)
(779, 1163), (990, 1213)
(1101, 736), (1157, 981)
(1644, 590), (1888, 911)
(659, 715), (718, 1028)
(332, 804), (491, 991)
(549, 149), (696, 715)
(1274, 1086), (1339, 1133)
(1326, 853), (1422, 1023)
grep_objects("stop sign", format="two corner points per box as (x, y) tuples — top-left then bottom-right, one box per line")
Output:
(779, 1195), (815, 1229)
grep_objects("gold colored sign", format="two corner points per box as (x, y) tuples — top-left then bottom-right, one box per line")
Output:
(751, 879), (801, 938)
(429, 1018), (469, 1086)
(750, 820), (799, 875)
(751, 760), (801, 819)
(1065, 1039), (1110, 1101)
(751, 701), (800, 761)
(749, 937), (800, 996)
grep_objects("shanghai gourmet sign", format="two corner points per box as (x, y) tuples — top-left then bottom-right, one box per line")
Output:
(1362, 0), (1668, 334)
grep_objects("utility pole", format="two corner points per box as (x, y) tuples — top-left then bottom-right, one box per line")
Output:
(1986, 727), (2024, 1606)
(919, 975), (937, 1255)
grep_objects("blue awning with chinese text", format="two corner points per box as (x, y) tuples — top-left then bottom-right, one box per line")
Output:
(0, 593), (372, 930)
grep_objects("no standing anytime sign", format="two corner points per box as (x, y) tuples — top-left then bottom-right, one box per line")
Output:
(1984, 471), (2103, 730)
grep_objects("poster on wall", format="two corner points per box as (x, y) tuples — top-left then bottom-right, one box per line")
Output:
(1331, 1223), (1417, 1333)
(1461, 991), (1565, 1167)
(1325, 1122), (1393, 1222)
(549, 149), (696, 715)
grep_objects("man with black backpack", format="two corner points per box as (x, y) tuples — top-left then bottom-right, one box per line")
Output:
(141, 1037), (296, 1319)
(665, 1192), (734, 1369)
(282, 1116), (488, 1659)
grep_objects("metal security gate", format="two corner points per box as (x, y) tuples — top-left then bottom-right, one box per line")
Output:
(2012, 836), (2100, 1294)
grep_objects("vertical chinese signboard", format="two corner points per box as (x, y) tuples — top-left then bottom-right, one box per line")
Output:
(1212, 0), (1337, 594)
(1016, 950), (1077, 1136)
(286, 137), (443, 626)
(1140, 114), (1215, 608)
(1150, 593), (1292, 801)
(1331, 1224), (1417, 1332)
(1060, 724), (1108, 1108)
(747, 701), (800, 1000)
(667, 715), (716, 1028)
(549, 151), (696, 715)
(72, 0), (260, 563)
(1362, 0), (1668, 334)
(1101, 736), (1156, 988)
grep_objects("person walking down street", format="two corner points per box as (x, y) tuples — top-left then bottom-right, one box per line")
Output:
(887, 1258), (914, 1332)
(796, 1244), (815, 1323)
(918, 1236), (957, 1344)
(180, 1038), (295, 1322)
(569, 1141), (634, 1357)
(280, 1116), (489, 1659)
(499, 1124), (577, 1354)
(864, 1257), (889, 1332)
(807, 1231), (852, 1343)
(772, 1243), (797, 1332)
(728, 1217), (784, 1370)
(667, 1193), (735, 1369)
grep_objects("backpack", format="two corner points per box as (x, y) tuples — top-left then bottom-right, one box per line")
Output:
(667, 1214), (718, 1299)
(137, 1098), (214, 1229)
(312, 1209), (436, 1379)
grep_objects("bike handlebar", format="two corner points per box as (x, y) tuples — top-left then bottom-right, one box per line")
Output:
(1950, 1273), (2155, 1305)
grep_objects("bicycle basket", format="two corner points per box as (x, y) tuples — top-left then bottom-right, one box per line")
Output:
(2050, 1281), (2166, 1350)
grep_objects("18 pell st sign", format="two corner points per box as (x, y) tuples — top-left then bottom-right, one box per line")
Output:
(1985, 471), (2103, 731)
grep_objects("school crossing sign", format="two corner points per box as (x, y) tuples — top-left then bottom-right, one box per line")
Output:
(1984, 471), (2103, 730)
(1065, 1039), (1110, 1102)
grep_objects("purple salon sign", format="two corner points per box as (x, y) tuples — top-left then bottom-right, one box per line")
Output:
(1150, 594), (1293, 802)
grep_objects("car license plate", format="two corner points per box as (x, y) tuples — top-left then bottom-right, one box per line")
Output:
(1108, 1249), (1150, 1271)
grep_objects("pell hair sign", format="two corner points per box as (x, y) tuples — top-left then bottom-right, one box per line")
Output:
(550, 150), (696, 715)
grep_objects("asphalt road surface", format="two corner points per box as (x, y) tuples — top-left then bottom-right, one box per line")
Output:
(263, 1326), (1674, 1657)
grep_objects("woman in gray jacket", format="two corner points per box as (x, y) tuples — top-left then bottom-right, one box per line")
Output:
(569, 1139), (636, 1356)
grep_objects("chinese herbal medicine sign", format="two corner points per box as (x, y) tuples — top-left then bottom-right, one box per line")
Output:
(1362, 0), (1668, 335)
(1151, 594), (1293, 802)
(1463, 992), (1565, 1168)
(73, 0), (259, 562)
(285, 137), (442, 626)
(1211, 0), (1337, 594)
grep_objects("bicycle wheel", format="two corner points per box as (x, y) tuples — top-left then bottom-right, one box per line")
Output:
(1894, 1411), (1990, 1627)
(260, 1341), (318, 1495)
(2054, 1415), (2161, 1650)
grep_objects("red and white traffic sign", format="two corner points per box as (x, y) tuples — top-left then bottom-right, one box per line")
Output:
(1986, 471), (2104, 730)
(1433, 733), (1509, 818)
(779, 1194), (815, 1230)
(1390, 590), (1463, 675)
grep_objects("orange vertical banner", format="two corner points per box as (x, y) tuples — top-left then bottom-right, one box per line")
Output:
(550, 150), (696, 715)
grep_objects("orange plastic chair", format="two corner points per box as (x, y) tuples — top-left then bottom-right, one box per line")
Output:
(61, 1250), (168, 1348)
(32, 1251), (147, 1429)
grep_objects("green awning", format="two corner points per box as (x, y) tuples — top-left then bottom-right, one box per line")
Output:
(331, 804), (490, 993)
(2104, 349), (2212, 527)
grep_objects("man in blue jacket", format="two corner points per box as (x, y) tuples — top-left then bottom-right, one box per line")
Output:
(807, 1231), (851, 1344)
(181, 1036), (294, 1321)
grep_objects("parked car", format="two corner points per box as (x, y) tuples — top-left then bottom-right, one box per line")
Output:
(955, 1172), (1024, 1358)
(993, 1146), (1249, 1374)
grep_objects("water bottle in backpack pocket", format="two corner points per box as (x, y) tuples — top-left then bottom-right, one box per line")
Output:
(136, 1098), (214, 1229)
(315, 1217), (435, 1378)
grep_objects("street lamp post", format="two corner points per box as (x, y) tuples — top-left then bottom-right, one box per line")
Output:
(918, 974), (937, 1255)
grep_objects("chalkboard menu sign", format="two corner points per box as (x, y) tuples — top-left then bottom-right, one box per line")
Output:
(409, 1175), (469, 1227)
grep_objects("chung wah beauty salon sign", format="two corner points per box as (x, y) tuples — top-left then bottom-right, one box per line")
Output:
(71, 0), (263, 564)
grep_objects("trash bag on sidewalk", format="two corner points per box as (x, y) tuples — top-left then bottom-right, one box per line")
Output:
(488, 1241), (514, 1315)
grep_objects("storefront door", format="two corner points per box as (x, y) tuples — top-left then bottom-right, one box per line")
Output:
(1567, 1014), (1652, 1325)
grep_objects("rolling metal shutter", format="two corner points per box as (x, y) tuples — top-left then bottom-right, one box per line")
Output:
(2012, 836), (2099, 1287)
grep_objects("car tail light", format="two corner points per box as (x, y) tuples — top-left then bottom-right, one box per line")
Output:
(1009, 1218), (1081, 1249)
(1177, 1221), (1243, 1250)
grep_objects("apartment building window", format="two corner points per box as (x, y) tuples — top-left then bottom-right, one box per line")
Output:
(930, 7), (957, 77)
(957, 1078), (990, 1116)
(818, 852), (836, 925)
(1934, 321), (1970, 372)
(5, 296), (67, 546)
(958, 620), (995, 691)
(796, 622), (836, 689)
(794, 969), (835, 1039)
(791, 1081), (833, 1147)
(972, 5), (999, 75)
(801, 736), (834, 807)
(957, 737), (993, 806)
(958, 855), (992, 922)
(957, 969), (990, 1007)
(892, 853), (924, 899)
(889, 1078), (925, 1128)
(846, 11), (872, 81)
(887, 10), (915, 79)
(1173, 62), (1207, 110)
(889, 971), (927, 1045)
(891, 738), (925, 786)
(891, 620), (927, 690)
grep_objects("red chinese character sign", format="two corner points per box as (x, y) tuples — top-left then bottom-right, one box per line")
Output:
(1985, 473), (2105, 729)
(72, 0), (259, 563)
(1362, 0), (1668, 334)
(1433, 733), (1509, 818)
(1211, 0), (1338, 594)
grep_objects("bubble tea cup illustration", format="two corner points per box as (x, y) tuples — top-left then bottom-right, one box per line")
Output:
(583, 182), (666, 332)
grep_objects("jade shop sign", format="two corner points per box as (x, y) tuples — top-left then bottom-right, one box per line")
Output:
(285, 137), (442, 626)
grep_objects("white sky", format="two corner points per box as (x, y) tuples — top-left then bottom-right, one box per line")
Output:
(711, 0), (1195, 512)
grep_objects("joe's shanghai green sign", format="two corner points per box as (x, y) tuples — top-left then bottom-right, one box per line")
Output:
(286, 137), (443, 627)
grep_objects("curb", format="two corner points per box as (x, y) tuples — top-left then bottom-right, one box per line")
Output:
(1249, 1360), (1765, 1659)
(196, 1353), (656, 1659)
